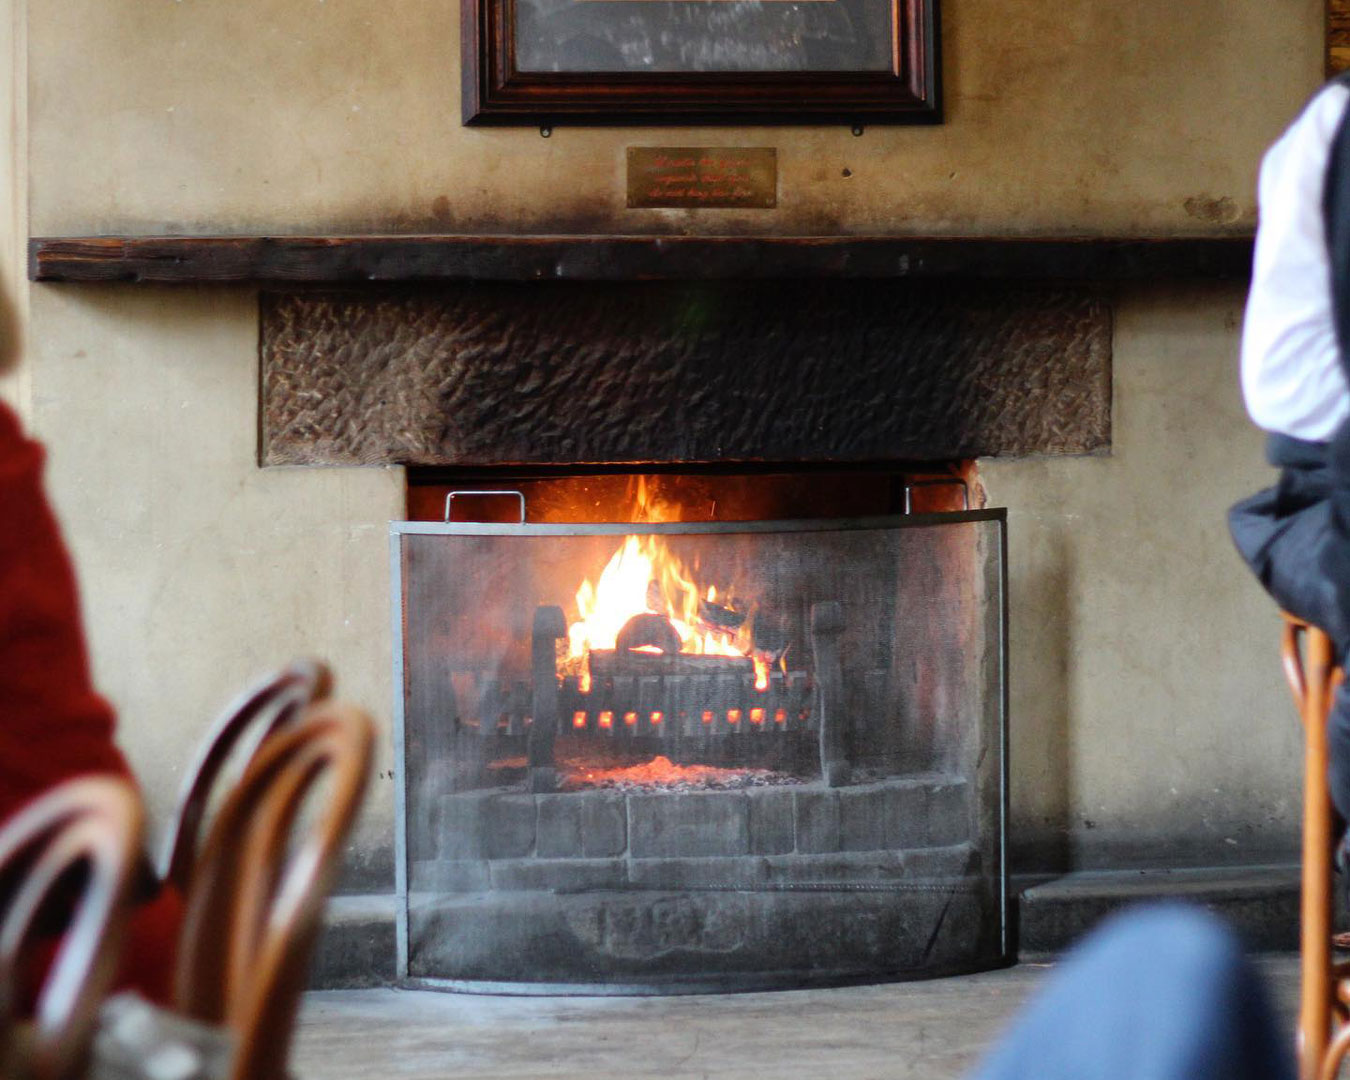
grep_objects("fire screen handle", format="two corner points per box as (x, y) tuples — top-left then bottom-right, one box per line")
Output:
(444, 490), (527, 524)
(902, 478), (970, 514)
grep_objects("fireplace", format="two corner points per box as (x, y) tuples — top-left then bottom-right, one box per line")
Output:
(391, 479), (1007, 992)
(250, 275), (1103, 992)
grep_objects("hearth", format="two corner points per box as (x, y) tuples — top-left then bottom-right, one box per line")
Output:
(391, 485), (1007, 992)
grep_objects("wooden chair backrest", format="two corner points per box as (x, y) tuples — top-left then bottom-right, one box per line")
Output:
(0, 777), (144, 1080)
(172, 700), (373, 1080)
(159, 660), (332, 893)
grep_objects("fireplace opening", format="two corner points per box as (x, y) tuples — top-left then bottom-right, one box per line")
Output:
(393, 468), (1007, 993)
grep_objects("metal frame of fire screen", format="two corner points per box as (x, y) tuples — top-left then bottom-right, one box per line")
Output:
(389, 509), (1009, 995)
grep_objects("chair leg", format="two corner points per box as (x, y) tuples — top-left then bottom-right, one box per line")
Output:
(1290, 622), (1338, 1080)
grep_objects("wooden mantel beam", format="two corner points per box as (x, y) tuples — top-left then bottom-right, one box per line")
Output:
(29, 234), (1254, 284)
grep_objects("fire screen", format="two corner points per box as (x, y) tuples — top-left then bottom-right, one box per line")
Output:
(391, 510), (1007, 992)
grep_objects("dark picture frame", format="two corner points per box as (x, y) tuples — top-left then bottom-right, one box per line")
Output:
(462, 0), (940, 125)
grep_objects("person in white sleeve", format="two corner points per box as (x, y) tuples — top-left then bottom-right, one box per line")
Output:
(1232, 74), (1350, 844)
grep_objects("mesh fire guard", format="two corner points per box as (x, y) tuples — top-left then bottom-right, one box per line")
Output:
(391, 510), (1008, 993)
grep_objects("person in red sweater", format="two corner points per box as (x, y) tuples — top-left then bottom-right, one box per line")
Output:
(0, 311), (181, 1004)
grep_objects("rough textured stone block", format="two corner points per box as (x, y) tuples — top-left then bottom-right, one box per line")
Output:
(883, 780), (930, 849)
(927, 780), (971, 846)
(628, 856), (769, 890)
(628, 792), (749, 858)
(437, 793), (537, 860)
(904, 843), (979, 882)
(409, 859), (491, 893)
(794, 789), (841, 854)
(309, 895), (397, 990)
(747, 789), (795, 855)
(537, 793), (628, 859)
(405, 886), (1006, 986)
(489, 858), (628, 892)
(838, 786), (888, 852)
(261, 283), (1111, 467)
(762, 851), (908, 885)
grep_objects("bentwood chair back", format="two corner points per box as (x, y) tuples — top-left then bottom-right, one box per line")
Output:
(0, 777), (144, 1080)
(172, 700), (374, 1080)
(159, 660), (332, 893)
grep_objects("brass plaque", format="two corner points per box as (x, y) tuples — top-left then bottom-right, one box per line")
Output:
(627, 147), (777, 209)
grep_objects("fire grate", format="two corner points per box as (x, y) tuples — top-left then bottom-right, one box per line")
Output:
(391, 511), (1008, 993)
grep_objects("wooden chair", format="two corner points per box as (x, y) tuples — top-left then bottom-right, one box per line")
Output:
(159, 660), (332, 893)
(171, 699), (374, 1080)
(0, 776), (144, 1080)
(1281, 613), (1348, 1080)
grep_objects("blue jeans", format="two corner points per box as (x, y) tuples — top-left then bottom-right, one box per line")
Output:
(973, 905), (1293, 1080)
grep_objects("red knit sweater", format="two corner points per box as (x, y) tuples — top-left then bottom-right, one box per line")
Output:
(0, 400), (181, 1004)
(0, 401), (131, 809)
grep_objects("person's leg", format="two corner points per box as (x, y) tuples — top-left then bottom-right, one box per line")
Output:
(971, 905), (1292, 1080)
(1322, 417), (1350, 822)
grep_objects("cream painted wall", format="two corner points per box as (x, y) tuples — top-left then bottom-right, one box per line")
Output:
(984, 283), (1299, 868)
(17, 1), (1328, 876)
(29, 284), (403, 867)
(0, 0), (26, 415)
(26, 0), (1321, 239)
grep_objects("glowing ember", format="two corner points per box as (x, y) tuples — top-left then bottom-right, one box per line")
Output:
(561, 755), (803, 793)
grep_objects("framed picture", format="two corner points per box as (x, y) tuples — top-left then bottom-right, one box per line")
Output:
(461, 0), (940, 125)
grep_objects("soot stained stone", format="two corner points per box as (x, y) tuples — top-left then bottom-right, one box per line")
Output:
(905, 843), (979, 881)
(260, 282), (1111, 466)
(838, 786), (889, 852)
(628, 791), (751, 858)
(437, 793), (537, 860)
(794, 789), (841, 854)
(747, 789), (796, 855)
(489, 858), (628, 891)
(927, 781), (971, 847)
(536, 793), (629, 859)
(627, 856), (770, 890)
(407, 888), (995, 985)
(883, 781), (932, 849)
(409, 859), (491, 893)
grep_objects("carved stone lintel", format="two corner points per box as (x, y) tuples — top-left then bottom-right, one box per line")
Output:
(260, 281), (1111, 467)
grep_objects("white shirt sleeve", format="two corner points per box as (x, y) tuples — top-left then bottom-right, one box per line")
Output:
(1241, 82), (1350, 442)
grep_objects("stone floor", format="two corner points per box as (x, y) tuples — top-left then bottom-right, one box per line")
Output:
(292, 955), (1301, 1080)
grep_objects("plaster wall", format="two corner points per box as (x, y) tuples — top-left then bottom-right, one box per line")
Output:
(16, 0), (1326, 876)
(27, 0), (1320, 238)
(983, 284), (1297, 869)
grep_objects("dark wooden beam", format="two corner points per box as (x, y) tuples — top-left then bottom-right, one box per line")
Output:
(29, 234), (1254, 284)
(1332, 0), (1350, 76)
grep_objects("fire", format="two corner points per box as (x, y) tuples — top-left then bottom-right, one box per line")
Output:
(564, 479), (776, 691)
(561, 754), (801, 793)
(567, 535), (749, 661)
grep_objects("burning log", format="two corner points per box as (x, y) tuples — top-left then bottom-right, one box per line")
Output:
(698, 597), (747, 632)
(589, 650), (753, 679)
(615, 611), (684, 657)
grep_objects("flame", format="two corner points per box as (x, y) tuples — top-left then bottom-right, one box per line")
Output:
(566, 532), (754, 670)
(561, 478), (781, 690)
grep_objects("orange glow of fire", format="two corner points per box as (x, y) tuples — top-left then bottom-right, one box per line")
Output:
(570, 755), (758, 789)
(567, 535), (752, 665)
(564, 477), (772, 688)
